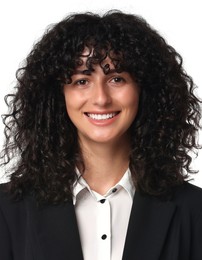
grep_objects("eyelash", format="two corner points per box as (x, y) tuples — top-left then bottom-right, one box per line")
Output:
(74, 79), (88, 85)
(73, 76), (126, 86)
(111, 77), (125, 83)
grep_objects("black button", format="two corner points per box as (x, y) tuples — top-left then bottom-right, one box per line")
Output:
(101, 234), (107, 240)
(112, 188), (117, 193)
(100, 199), (106, 204)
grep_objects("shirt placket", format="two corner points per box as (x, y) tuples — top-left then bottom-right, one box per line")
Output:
(97, 198), (111, 260)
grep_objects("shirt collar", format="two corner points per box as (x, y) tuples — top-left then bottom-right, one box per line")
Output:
(117, 168), (135, 199)
(72, 168), (135, 205)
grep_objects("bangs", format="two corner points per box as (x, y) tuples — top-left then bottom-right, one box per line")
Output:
(73, 40), (126, 75)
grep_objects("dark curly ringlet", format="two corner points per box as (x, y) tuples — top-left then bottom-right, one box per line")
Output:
(1, 10), (201, 204)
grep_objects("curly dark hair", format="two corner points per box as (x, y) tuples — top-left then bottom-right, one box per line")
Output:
(1, 10), (201, 204)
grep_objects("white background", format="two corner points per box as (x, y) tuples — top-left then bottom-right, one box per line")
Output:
(0, 0), (201, 187)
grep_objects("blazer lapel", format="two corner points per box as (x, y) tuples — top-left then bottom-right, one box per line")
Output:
(122, 192), (176, 260)
(35, 200), (84, 260)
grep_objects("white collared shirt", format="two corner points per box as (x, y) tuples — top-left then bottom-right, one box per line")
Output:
(72, 169), (135, 260)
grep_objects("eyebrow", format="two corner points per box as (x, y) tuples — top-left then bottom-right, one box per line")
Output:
(74, 69), (92, 75)
(74, 68), (119, 76)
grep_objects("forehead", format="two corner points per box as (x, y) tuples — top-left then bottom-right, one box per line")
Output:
(74, 47), (122, 75)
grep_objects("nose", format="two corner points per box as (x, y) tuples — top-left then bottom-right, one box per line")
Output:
(92, 82), (112, 107)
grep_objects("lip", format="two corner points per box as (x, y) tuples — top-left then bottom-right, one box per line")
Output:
(84, 111), (120, 126)
(84, 110), (120, 114)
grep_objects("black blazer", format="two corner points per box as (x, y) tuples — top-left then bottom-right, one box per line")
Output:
(0, 182), (202, 260)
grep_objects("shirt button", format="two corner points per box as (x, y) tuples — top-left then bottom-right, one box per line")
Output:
(101, 234), (107, 240)
(112, 188), (117, 193)
(100, 199), (106, 204)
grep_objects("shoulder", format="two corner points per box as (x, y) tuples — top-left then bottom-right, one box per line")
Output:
(174, 181), (202, 202)
(0, 183), (12, 206)
(172, 181), (202, 220)
(0, 183), (34, 218)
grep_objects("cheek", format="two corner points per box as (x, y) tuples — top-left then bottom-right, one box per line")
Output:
(64, 90), (84, 113)
(124, 90), (140, 122)
(120, 88), (140, 109)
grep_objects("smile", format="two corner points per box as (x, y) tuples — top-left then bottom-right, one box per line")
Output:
(85, 112), (119, 120)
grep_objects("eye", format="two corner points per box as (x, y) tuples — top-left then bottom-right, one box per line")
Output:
(74, 79), (88, 85)
(111, 77), (125, 83)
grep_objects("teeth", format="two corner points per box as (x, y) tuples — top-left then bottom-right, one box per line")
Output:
(87, 113), (117, 120)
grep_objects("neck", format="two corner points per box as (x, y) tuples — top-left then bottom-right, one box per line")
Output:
(78, 138), (131, 195)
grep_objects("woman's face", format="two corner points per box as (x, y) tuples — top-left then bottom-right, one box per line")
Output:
(63, 56), (140, 147)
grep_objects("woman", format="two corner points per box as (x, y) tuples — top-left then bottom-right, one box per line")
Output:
(0, 10), (202, 260)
